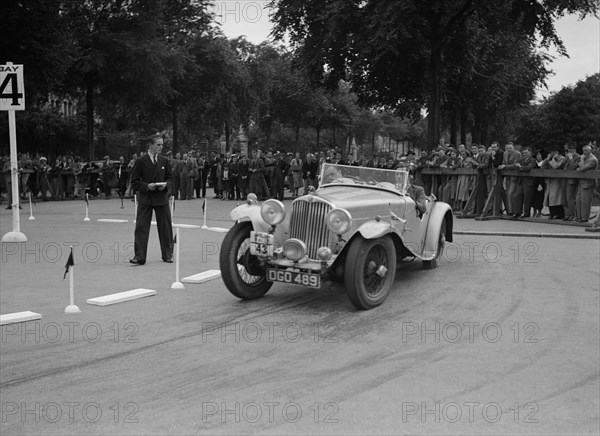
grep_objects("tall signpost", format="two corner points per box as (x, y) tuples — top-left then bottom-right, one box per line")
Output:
(1, 62), (27, 242)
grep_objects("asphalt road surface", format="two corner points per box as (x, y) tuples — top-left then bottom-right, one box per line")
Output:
(1, 198), (598, 435)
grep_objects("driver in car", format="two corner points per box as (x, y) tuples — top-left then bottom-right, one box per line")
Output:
(396, 164), (427, 217)
(322, 164), (345, 183)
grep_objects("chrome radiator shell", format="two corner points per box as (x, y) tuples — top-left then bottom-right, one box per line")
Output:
(289, 197), (334, 259)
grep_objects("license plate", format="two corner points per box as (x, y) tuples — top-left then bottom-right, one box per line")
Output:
(250, 231), (274, 257)
(266, 269), (321, 288)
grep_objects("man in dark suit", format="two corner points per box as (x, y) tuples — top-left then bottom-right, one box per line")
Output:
(396, 166), (427, 217)
(130, 134), (173, 265)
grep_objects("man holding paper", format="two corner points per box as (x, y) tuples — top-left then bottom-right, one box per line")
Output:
(130, 133), (173, 265)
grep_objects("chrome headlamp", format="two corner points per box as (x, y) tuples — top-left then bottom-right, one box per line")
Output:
(282, 239), (306, 261)
(326, 208), (352, 235)
(260, 199), (286, 225)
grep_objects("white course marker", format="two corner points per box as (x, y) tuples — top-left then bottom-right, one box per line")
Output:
(97, 219), (129, 223)
(0, 311), (42, 325)
(206, 227), (229, 233)
(86, 288), (157, 306)
(181, 270), (222, 284)
(173, 223), (201, 229)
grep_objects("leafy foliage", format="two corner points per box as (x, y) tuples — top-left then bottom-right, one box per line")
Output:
(516, 74), (600, 150)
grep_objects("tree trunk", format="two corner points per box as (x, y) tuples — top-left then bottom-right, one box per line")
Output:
(332, 125), (336, 147)
(372, 131), (375, 155)
(472, 112), (480, 144)
(460, 105), (467, 146)
(86, 75), (94, 160)
(172, 107), (179, 154)
(428, 43), (442, 150)
(316, 124), (321, 148)
(450, 109), (457, 147)
(225, 120), (230, 153)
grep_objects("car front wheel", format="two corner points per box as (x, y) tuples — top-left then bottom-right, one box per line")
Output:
(344, 235), (397, 310)
(219, 221), (273, 300)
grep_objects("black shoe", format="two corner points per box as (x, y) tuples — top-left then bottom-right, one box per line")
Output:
(129, 258), (145, 265)
(162, 257), (173, 263)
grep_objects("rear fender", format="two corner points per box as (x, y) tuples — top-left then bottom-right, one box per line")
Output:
(422, 203), (453, 259)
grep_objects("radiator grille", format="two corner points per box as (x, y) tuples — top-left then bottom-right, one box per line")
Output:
(289, 199), (332, 259)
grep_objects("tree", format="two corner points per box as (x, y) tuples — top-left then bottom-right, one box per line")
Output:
(516, 74), (600, 150)
(62, 0), (211, 158)
(0, 0), (76, 104)
(270, 0), (599, 148)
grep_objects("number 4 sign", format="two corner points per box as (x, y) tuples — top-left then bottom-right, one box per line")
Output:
(0, 63), (25, 111)
(1, 62), (27, 243)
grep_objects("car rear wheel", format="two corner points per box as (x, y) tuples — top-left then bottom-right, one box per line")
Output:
(423, 217), (446, 269)
(344, 235), (396, 310)
(219, 221), (273, 300)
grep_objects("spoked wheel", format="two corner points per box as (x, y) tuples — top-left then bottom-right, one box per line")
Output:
(219, 221), (273, 299)
(423, 218), (446, 269)
(344, 235), (397, 310)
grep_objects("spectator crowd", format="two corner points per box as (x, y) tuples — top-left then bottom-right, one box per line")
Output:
(2, 140), (598, 222)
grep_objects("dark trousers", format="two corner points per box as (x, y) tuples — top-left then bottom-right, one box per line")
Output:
(229, 177), (239, 199)
(102, 173), (112, 197)
(475, 172), (487, 215)
(194, 173), (202, 198)
(522, 183), (536, 217)
(179, 175), (190, 199)
(134, 204), (173, 262)
(549, 204), (565, 219)
(118, 174), (128, 197)
(271, 174), (285, 201)
(171, 175), (180, 199)
(199, 175), (207, 198)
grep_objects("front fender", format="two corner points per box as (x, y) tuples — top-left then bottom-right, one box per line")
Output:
(230, 204), (270, 233)
(357, 220), (394, 240)
(422, 202), (453, 259)
(230, 203), (290, 244)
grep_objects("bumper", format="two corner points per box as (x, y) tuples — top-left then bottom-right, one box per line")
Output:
(250, 231), (335, 274)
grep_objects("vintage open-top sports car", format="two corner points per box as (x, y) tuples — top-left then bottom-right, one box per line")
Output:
(219, 163), (453, 309)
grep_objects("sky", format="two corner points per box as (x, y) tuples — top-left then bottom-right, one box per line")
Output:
(214, 1), (599, 97)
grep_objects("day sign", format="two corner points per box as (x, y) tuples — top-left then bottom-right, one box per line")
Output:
(0, 64), (25, 111)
